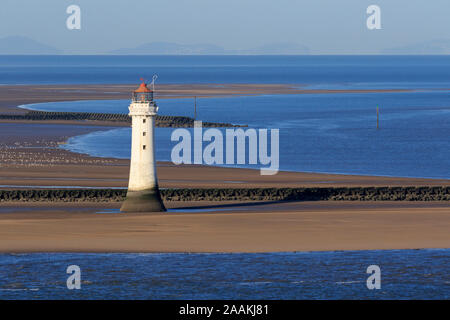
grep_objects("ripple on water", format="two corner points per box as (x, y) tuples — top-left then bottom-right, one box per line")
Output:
(0, 249), (448, 299)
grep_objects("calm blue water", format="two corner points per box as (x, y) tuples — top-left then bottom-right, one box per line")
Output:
(9, 55), (450, 179)
(23, 91), (450, 179)
(0, 250), (448, 299)
(3, 55), (450, 89)
(3, 56), (450, 300)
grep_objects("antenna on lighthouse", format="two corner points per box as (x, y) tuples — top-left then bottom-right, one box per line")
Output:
(151, 74), (158, 92)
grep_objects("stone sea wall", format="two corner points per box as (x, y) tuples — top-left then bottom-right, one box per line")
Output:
(0, 187), (448, 203)
(0, 111), (246, 128)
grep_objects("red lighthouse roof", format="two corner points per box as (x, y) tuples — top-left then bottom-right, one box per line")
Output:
(134, 79), (152, 93)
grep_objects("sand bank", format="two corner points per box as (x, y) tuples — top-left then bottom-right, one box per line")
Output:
(0, 201), (449, 253)
(0, 83), (417, 113)
(1, 162), (449, 189)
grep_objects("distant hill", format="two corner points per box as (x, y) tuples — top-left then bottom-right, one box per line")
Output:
(0, 36), (61, 55)
(0, 37), (310, 55)
(110, 42), (228, 55)
(244, 42), (310, 55)
(381, 39), (450, 55)
(109, 41), (310, 55)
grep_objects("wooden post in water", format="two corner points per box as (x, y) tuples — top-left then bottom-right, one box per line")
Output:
(377, 106), (379, 129)
(194, 96), (197, 120)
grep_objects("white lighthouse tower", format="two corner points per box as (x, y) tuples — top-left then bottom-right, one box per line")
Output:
(120, 78), (166, 212)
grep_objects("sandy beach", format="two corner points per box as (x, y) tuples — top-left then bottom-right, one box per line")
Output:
(0, 83), (449, 253)
(0, 201), (449, 253)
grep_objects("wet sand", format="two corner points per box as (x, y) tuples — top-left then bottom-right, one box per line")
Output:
(0, 83), (449, 253)
(0, 201), (449, 253)
(1, 162), (450, 189)
(0, 83), (417, 114)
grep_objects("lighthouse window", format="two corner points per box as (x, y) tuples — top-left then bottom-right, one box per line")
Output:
(143, 145), (146, 150)
(143, 132), (146, 136)
(143, 119), (146, 123)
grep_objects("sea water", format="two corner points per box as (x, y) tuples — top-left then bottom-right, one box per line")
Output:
(10, 55), (450, 178)
(3, 55), (450, 88)
(0, 250), (448, 299)
(3, 55), (450, 299)
(23, 91), (450, 179)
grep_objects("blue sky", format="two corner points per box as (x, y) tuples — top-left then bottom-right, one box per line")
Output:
(1, 0), (450, 54)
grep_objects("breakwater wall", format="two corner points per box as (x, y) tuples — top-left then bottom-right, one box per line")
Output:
(0, 187), (448, 202)
(0, 111), (246, 128)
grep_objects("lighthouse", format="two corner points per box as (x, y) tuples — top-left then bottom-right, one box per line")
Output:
(120, 78), (166, 212)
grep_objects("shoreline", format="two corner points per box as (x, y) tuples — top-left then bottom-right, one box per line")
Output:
(2, 248), (449, 255)
(0, 83), (448, 253)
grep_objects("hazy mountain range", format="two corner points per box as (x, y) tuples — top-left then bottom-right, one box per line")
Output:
(110, 41), (310, 55)
(0, 36), (62, 54)
(0, 36), (309, 55)
(381, 39), (450, 55)
(2, 35), (450, 55)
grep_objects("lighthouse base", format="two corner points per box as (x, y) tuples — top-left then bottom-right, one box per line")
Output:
(120, 188), (166, 213)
